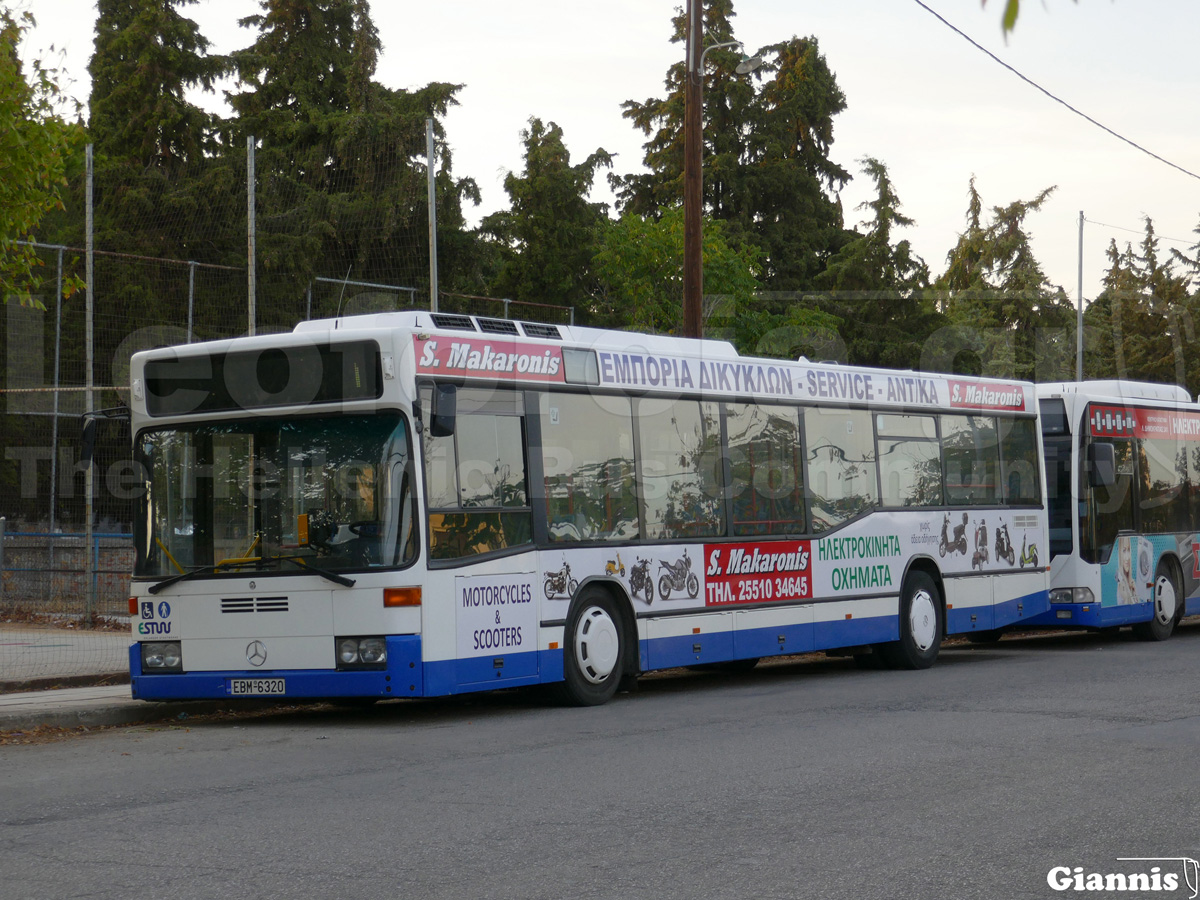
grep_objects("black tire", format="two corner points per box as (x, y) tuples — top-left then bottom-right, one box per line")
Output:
(543, 579), (554, 600)
(658, 575), (671, 601)
(686, 573), (699, 598)
(645, 578), (654, 604)
(966, 629), (1003, 644)
(568, 578), (579, 596)
(878, 571), (943, 670)
(557, 590), (627, 706)
(1133, 561), (1179, 641)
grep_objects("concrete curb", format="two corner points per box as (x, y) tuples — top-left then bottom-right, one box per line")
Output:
(0, 686), (235, 733)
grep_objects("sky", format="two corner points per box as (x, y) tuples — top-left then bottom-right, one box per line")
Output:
(19, 0), (1200, 302)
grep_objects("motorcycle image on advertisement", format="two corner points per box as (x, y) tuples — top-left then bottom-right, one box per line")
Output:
(605, 552), (626, 578)
(939, 511), (969, 558)
(543, 561), (578, 600)
(995, 522), (1016, 566)
(1019, 533), (1039, 568)
(971, 519), (990, 570)
(629, 557), (654, 603)
(658, 550), (700, 601)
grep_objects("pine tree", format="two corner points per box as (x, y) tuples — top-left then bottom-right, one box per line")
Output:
(617, 1), (849, 299)
(812, 157), (937, 368)
(935, 180), (1074, 380)
(481, 118), (612, 313)
(89, 0), (221, 172)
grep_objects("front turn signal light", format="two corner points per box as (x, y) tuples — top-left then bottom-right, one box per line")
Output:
(384, 587), (422, 608)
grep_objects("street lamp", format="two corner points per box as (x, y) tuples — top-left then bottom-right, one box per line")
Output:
(682, 0), (762, 339)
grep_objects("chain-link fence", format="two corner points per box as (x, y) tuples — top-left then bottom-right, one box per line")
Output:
(0, 134), (573, 686)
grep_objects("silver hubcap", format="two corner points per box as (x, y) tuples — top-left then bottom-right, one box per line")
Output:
(1154, 575), (1177, 625)
(573, 606), (620, 684)
(909, 589), (937, 652)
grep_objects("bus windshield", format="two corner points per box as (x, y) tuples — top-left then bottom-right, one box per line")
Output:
(134, 413), (416, 577)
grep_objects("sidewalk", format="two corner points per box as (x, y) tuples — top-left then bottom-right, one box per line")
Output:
(0, 684), (233, 733)
(0, 625), (223, 733)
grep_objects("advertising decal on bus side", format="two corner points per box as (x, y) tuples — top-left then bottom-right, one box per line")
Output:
(456, 574), (538, 658)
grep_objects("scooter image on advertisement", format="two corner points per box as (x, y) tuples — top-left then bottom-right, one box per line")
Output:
(605, 552), (626, 578)
(629, 557), (654, 603)
(939, 511), (969, 557)
(971, 519), (989, 570)
(1019, 533), (1039, 568)
(543, 560), (578, 599)
(658, 549), (700, 601)
(995, 522), (1015, 566)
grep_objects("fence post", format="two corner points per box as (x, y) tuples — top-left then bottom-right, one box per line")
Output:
(187, 260), (196, 343)
(85, 143), (97, 625)
(0, 517), (6, 608)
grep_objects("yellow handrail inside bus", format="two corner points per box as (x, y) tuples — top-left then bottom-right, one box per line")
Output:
(216, 533), (262, 568)
(155, 538), (185, 575)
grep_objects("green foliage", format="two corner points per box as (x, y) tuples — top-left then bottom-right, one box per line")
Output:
(0, 9), (84, 306)
(617, 1), (849, 298)
(591, 205), (761, 336)
(1085, 220), (1196, 390)
(807, 157), (939, 368)
(89, 0), (221, 171)
(934, 178), (1075, 380)
(481, 118), (611, 311)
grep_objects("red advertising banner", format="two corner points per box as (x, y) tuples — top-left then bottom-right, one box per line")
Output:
(1089, 405), (1200, 441)
(414, 335), (566, 383)
(702, 540), (812, 606)
(947, 379), (1027, 411)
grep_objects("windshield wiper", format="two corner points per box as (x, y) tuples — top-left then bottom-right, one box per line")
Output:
(269, 555), (356, 587)
(148, 555), (356, 594)
(148, 559), (250, 594)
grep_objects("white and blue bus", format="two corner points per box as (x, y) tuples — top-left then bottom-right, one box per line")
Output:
(124, 312), (1049, 705)
(1031, 380), (1200, 639)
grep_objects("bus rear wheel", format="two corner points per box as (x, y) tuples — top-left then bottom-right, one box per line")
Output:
(1133, 561), (1179, 642)
(557, 589), (626, 706)
(879, 571), (942, 670)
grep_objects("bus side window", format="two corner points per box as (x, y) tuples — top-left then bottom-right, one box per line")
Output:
(421, 386), (532, 561)
(998, 416), (1041, 505)
(540, 392), (640, 543)
(804, 407), (877, 532)
(635, 397), (725, 539)
(941, 414), (1000, 506)
(725, 402), (805, 536)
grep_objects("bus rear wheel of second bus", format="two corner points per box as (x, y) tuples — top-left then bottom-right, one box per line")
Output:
(1132, 561), (1179, 642)
(878, 571), (942, 670)
(558, 590), (626, 706)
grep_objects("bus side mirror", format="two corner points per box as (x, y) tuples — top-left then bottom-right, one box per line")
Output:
(81, 418), (97, 468)
(430, 384), (457, 437)
(1087, 441), (1116, 488)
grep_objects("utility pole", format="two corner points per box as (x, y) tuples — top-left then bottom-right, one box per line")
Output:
(682, 0), (704, 339)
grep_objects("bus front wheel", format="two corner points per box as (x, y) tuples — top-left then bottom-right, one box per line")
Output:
(879, 571), (942, 670)
(558, 590), (626, 706)
(1133, 562), (1179, 642)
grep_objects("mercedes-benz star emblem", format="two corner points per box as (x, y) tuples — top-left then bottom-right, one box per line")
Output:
(246, 640), (268, 667)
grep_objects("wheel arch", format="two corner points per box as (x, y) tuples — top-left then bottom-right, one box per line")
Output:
(1157, 550), (1186, 624)
(902, 555), (947, 635)
(571, 575), (640, 675)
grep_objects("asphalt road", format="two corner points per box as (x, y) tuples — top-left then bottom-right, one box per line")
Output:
(3, 624), (1200, 900)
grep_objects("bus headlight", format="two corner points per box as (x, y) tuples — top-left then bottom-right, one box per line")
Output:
(335, 636), (387, 669)
(1050, 587), (1095, 605)
(142, 641), (183, 672)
